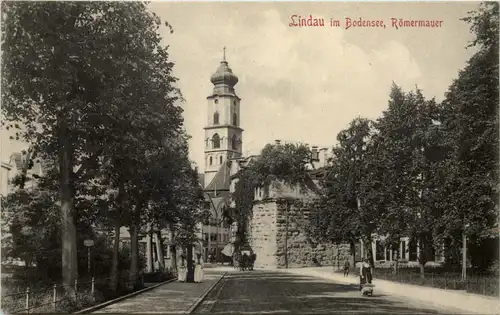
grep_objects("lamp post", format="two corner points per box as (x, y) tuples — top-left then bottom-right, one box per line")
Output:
(462, 223), (470, 281)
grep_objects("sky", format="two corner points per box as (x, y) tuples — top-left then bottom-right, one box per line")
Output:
(1, 1), (480, 172)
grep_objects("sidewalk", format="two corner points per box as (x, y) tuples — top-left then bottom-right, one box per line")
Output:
(282, 267), (500, 315)
(93, 270), (225, 314)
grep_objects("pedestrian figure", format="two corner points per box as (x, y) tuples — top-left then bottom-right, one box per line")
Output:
(343, 258), (350, 277)
(359, 258), (372, 290)
(194, 253), (204, 283)
(178, 254), (187, 282)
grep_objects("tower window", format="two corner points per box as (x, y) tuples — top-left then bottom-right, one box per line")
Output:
(232, 113), (238, 126)
(212, 134), (220, 149)
(209, 156), (213, 165)
(219, 156), (223, 164)
(215, 99), (219, 104)
(233, 100), (236, 105)
(213, 112), (219, 125)
(231, 135), (237, 150)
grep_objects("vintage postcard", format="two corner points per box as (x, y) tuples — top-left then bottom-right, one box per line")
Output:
(1, 1), (498, 314)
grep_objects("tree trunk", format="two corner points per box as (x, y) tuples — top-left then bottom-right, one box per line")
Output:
(155, 231), (165, 272)
(418, 236), (426, 279)
(129, 217), (140, 288)
(186, 245), (194, 282)
(170, 244), (177, 273)
(110, 221), (120, 292)
(146, 228), (153, 272)
(110, 179), (125, 292)
(349, 241), (356, 269)
(168, 224), (177, 273)
(363, 235), (375, 275)
(60, 127), (77, 295)
(393, 247), (400, 275)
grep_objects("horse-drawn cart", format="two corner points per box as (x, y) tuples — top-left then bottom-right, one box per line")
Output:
(235, 244), (255, 271)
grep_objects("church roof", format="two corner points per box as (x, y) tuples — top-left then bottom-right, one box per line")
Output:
(205, 161), (231, 192)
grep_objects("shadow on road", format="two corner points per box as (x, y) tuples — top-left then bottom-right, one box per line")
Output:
(207, 271), (450, 314)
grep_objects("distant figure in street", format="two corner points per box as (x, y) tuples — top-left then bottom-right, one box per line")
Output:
(194, 253), (204, 283)
(178, 254), (187, 282)
(343, 259), (350, 277)
(359, 258), (372, 290)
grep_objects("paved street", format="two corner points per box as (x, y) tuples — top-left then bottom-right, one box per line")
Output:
(93, 270), (225, 314)
(193, 270), (462, 314)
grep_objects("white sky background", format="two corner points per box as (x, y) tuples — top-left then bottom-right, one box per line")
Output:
(1, 2), (479, 172)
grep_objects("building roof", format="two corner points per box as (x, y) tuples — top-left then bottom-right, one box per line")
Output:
(205, 161), (231, 192)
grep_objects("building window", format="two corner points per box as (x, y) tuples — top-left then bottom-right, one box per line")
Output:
(213, 111), (219, 125)
(212, 134), (220, 149)
(215, 99), (219, 104)
(219, 156), (223, 164)
(233, 100), (236, 105)
(209, 156), (213, 165)
(231, 135), (237, 150)
(210, 234), (217, 241)
(232, 113), (237, 126)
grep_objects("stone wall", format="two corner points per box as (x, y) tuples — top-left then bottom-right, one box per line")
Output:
(250, 198), (350, 269)
(249, 201), (278, 269)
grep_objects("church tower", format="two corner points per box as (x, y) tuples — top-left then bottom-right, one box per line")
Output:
(204, 49), (243, 187)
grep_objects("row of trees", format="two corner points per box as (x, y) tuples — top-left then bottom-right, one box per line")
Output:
(308, 2), (498, 277)
(1, 2), (205, 294)
(230, 2), (498, 277)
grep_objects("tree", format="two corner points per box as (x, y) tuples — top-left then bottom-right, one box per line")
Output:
(438, 2), (498, 269)
(309, 118), (381, 268)
(374, 84), (445, 278)
(2, 2), (182, 291)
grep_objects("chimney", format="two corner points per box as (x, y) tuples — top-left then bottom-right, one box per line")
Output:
(275, 140), (281, 145)
(311, 146), (319, 161)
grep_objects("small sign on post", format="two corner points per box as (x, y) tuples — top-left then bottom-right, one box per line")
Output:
(84, 239), (94, 275)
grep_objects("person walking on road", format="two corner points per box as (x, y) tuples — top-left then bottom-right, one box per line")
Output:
(343, 258), (350, 277)
(359, 258), (372, 290)
(178, 254), (187, 283)
(194, 253), (204, 283)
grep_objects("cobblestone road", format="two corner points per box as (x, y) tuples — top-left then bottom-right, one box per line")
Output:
(193, 270), (462, 314)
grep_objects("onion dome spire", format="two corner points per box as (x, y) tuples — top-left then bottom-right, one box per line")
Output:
(210, 47), (239, 91)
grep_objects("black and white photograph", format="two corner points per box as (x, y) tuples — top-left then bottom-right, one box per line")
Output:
(0, 1), (498, 314)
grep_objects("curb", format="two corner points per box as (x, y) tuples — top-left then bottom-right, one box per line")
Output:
(74, 278), (176, 314)
(186, 272), (228, 314)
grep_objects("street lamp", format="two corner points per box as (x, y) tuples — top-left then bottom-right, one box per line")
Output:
(462, 222), (470, 281)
